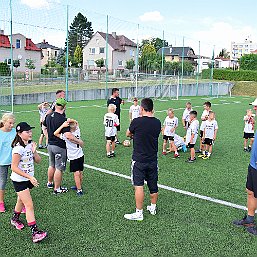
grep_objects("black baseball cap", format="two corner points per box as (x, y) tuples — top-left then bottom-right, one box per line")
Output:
(16, 122), (35, 133)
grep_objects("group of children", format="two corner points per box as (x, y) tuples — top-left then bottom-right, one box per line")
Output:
(103, 98), (220, 163)
(161, 101), (218, 163)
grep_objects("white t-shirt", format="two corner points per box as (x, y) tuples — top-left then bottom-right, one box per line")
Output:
(174, 134), (185, 148)
(204, 119), (218, 139)
(39, 107), (49, 123)
(129, 105), (141, 120)
(182, 108), (193, 123)
(186, 119), (199, 145)
(163, 116), (178, 136)
(200, 110), (210, 131)
(10, 143), (34, 182)
(244, 116), (255, 133)
(103, 112), (120, 137)
(60, 127), (84, 161)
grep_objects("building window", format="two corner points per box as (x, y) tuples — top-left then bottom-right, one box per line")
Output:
(5, 58), (11, 65)
(89, 48), (95, 54)
(87, 60), (95, 66)
(118, 60), (123, 66)
(16, 39), (20, 49)
(100, 47), (105, 54)
(55, 51), (57, 57)
(130, 50), (135, 57)
(96, 39), (99, 44)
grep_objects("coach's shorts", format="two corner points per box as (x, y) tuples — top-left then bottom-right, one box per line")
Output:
(187, 143), (195, 149)
(163, 135), (174, 141)
(244, 132), (254, 139)
(203, 138), (213, 146)
(40, 122), (43, 135)
(70, 155), (84, 173)
(12, 180), (34, 193)
(47, 145), (67, 172)
(131, 160), (158, 194)
(246, 165), (257, 198)
(0, 165), (10, 190)
(185, 121), (190, 129)
(200, 130), (204, 138)
(106, 136), (115, 142)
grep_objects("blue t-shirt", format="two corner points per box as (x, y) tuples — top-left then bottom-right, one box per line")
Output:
(0, 128), (16, 165)
(250, 130), (257, 170)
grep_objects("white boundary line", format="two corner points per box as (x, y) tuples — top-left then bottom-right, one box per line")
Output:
(38, 151), (247, 211)
(1, 99), (241, 115)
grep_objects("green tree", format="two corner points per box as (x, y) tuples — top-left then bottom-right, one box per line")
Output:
(68, 12), (93, 57)
(95, 58), (105, 79)
(218, 48), (230, 59)
(25, 59), (36, 80)
(125, 59), (135, 71)
(139, 37), (169, 54)
(74, 45), (83, 65)
(240, 54), (257, 71)
(0, 62), (10, 76)
(139, 43), (161, 73)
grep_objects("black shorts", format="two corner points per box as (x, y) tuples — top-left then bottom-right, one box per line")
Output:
(106, 136), (115, 142)
(200, 130), (204, 138)
(70, 155), (84, 173)
(116, 114), (120, 131)
(12, 180), (34, 193)
(131, 160), (158, 194)
(163, 135), (174, 141)
(187, 143), (195, 149)
(246, 165), (257, 198)
(244, 132), (254, 139)
(203, 138), (213, 145)
(185, 121), (190, 129)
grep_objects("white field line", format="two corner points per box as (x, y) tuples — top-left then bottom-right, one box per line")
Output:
(1, 100), (240, 115)
(38, 151), (247, 211)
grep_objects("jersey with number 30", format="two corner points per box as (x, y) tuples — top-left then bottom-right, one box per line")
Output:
(104, 113), (120, 137)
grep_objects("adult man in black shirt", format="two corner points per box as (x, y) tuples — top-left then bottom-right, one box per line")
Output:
(43, 98), (81, 194)
(124, 98), (161, 221)
(107, 88), (124, 144)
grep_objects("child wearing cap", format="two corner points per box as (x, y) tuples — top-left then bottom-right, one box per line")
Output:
(129, 98), (141, 122)
(10, 122), (47, 243)
(54, 119), (84, 196)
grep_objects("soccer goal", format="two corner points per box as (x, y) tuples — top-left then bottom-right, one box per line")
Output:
(126, 73), (179, 102)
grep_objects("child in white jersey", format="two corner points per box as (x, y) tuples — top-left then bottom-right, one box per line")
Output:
(10, 122), (47, 243)
(162, 108), (179, 158)
(129, 97), (141, 122)
(243, 109), (255, 152)
(185, 111), (199, 163)
(104, 104), (120, 158)
(182, 102), (193, 130)
(201, 111), (218, 159)
(54, 119), (84, 196)
(198, 101), (212, 154)
(37, 102), (49, 149)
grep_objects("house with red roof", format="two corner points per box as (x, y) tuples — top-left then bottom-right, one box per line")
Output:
(0, 30), (41, 73)
(83, 31), (137, 73)
(214, 57), (232, 69)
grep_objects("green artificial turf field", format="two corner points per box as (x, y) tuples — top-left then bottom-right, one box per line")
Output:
(1, 95), (257, 257)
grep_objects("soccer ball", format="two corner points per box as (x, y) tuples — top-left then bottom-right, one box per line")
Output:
(123, 140), (131, 147)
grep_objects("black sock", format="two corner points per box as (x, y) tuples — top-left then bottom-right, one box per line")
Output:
(28, 222), (38, 234)
(12, 211), (21, 220)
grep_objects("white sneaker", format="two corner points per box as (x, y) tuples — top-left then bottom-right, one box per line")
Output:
(147, 206), (157, 215)
(124, 212), (143, 221)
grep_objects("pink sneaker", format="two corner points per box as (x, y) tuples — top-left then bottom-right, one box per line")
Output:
(21, 207), (26, 214)
(11, 218), (24, 230)
(0, 202), (5, 213)
(32, 230), (48, 243)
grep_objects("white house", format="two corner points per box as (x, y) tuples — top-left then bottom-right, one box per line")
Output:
(194, 56), (211, 73)
(0, 30), (41, 73)
(36, 39), (60, 66)
(83, 31), (137, 73)
(215, 57), (231, 69)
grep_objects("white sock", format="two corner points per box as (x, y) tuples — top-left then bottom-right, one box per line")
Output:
(107, 152), (110, 156)
(55, 187), (60, 192)
(151, 203), (156, 209)
(136, 209), (143, 215)
(208, 152), (211, 157)
(175, 151), (178, 155)
(111, 151), (114, 154)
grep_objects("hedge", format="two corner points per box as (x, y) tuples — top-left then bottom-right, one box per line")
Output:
(202, 69), (257, 82)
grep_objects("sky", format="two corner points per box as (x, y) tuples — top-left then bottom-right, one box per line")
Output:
(1, 0), (257, 57)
